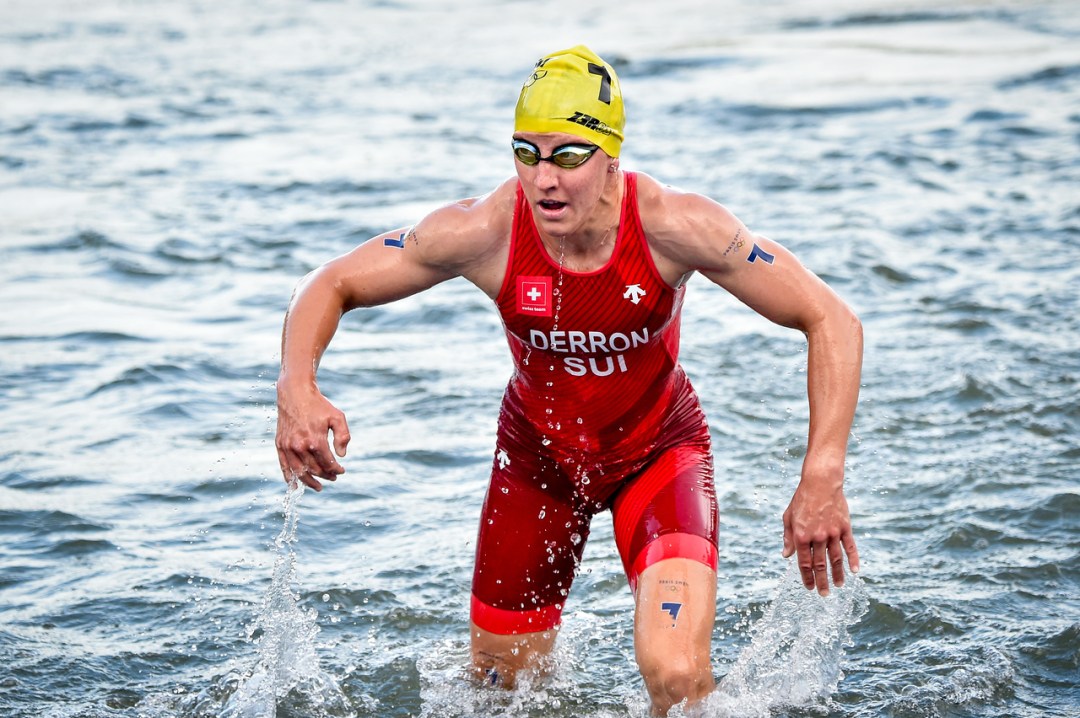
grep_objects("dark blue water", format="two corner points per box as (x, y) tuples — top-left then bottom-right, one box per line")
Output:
(1, 1), (1077, 716)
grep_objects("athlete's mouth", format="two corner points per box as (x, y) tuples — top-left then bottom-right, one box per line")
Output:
(539, 199), (567, 211)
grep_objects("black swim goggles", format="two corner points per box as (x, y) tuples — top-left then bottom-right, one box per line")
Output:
(512, 139), (599, 169)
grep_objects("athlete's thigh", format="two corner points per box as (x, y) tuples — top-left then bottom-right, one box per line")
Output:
(471, 447), (591, 634)
(633, 558), (716, 694)
(611, 441), (719, 588)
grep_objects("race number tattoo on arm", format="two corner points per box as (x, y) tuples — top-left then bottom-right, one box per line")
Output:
(382, 226), (419, 249)
(747, 243), (775, 265)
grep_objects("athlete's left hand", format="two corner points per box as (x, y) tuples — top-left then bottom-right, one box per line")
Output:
(781, 460), (859, 596)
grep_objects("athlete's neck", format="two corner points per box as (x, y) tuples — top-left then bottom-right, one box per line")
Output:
(538, 171), (624, 265)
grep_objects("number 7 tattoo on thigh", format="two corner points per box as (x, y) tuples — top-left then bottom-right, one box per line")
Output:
(661, 602), (683, 627)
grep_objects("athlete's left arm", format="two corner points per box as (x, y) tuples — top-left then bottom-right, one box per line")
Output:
(643, 178), (863, 596)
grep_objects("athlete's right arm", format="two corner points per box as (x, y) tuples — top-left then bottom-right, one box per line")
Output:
(275, 182), (514, 491)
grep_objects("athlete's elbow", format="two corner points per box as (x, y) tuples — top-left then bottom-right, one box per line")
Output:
(850, 309), (863, 346)
(290, 263), (354, 316)
(839, 302), (863, 350)
(823, 302), (863, 367)
(802, 297), (861, 346)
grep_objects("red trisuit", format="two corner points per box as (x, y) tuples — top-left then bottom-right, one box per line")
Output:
(472, 173), (719, 635)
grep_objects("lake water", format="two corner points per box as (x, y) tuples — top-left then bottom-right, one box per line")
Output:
(1, 1), (1077, 716)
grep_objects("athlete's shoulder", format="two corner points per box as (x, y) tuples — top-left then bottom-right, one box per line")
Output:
(632, 171), (743, 275)
(419, 177), (517, 235)
(633, 172), (736, 234)
(412, 177), (517, 269)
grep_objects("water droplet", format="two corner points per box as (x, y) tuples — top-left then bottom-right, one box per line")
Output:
(538, 509), (546, 519)
(570, 532), (582, 545)
(501, 487), (509, 494)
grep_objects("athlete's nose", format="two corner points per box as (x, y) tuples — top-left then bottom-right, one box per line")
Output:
(533, 158), (559, 191)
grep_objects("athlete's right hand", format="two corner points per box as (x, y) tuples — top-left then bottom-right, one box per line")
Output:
(275, 380), (351, 492)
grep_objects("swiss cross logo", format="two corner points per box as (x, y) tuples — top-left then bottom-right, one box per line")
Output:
(517, 275), (552, 316)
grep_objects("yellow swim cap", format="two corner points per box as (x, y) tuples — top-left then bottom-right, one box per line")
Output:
(514, 45), (625, 158)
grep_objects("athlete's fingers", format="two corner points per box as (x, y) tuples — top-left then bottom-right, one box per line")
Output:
(841, 530), (860, 574)
(290, 466), (322, 492)
(796, 543), (816, 591)
(278, 448), (323, 492)
(812, 539), (830, 596)
(275, 445), (302, 487)
(329, 413), (351, 459)
(305, 433), (344, 481)
(781, 508), (795, 559)
(828, 536), (845, 588)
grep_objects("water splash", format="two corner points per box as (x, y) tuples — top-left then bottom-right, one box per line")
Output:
(220, 484), (358, 718)
(414, 560), (866, 718)
(685, 560), (869, 717)
(416, 634), (639, 718)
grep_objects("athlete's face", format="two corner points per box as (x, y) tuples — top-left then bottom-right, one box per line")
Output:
(512, 131), (618, 240)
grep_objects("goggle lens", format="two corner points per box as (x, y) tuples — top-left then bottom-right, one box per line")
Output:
(512, 140), (598, 169)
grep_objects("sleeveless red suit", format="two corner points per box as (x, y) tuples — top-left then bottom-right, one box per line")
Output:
(470, 173), (719, 635)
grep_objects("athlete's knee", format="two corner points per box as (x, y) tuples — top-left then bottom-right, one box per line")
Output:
(469, 622), (558, 690)
(638, 653), (713, 712)
(471, 647), (518, 689)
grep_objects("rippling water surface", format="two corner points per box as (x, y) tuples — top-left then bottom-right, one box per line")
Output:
(1, 1), (1077, 716)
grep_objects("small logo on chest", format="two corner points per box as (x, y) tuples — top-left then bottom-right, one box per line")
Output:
(623, 284), (646, 305)
(517, 275), (552, 316)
